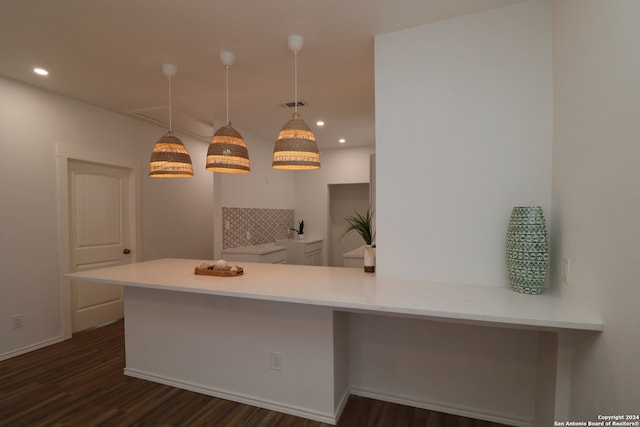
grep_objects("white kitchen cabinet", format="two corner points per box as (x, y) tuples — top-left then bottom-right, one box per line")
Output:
(276, 239), (323, 266)
(305, 248), (323, 266)
(221, 243), (287, 264)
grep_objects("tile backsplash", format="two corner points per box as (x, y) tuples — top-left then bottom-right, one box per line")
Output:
(222, 207), (294, 249)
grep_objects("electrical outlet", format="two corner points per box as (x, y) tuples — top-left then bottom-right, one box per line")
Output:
(562, 258), (570, 284)
(269, 351), (282, 371)
(11, 314), (24, 330)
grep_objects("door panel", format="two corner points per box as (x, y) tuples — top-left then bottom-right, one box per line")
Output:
(69, 160), (129, 332)
(75, 174), (121, 247)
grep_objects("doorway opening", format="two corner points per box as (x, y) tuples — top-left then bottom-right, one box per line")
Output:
(327, 183), (370, 267)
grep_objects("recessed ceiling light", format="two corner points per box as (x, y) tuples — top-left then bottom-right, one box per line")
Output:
(339, 138), (346, 144)
(316, 120), (325, 127)
(33, 67), (49, 76)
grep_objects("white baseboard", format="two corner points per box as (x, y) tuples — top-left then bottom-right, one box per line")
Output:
(334, 386), (351, 422)
(124, 367), (340, 425)
(350, 386), (534, 427)
(122, 369), (533, 426)
(0, 336), (65, 362)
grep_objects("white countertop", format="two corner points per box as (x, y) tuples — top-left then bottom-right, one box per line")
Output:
(221, 243), (286, 255)
(65, 258), (602, 332)
(275, 237), (322, 246)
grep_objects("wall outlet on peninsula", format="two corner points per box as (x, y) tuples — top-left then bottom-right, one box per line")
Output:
(269, 351), (282, 371)
(11, 314), (24, 330)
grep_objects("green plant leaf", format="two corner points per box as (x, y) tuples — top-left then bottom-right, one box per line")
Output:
(339, 207), (375, 245)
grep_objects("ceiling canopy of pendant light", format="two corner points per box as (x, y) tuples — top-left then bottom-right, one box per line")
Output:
(272, 35), (320, 170)
(149, 64), (194, 178)
(206, 51), (250, 174)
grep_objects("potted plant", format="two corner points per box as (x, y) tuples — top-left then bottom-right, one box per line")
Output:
(290, 220), (304, 239)
(340, 208), (375, 272)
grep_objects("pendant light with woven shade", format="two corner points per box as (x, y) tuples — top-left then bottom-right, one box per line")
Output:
(149, 64), (194, 178)
(206, 51), (250, 174)
(272, 35), (320, 170)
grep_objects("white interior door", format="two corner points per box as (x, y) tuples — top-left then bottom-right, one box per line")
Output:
(69, 160), (130, 332)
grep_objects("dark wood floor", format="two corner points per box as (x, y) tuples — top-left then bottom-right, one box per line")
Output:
(0, 320), (511, 426)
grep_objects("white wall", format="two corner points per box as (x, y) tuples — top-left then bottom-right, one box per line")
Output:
(375, 0), (552, 286)
(294, 146), (375, 265)
(213, 123), (296, 259)
(143, 140), (214, 261)
(0, 76), (213, 358)
(354, 1), (552, 424)
(216, 122), (295, 210)
(551, 0), (640, 417)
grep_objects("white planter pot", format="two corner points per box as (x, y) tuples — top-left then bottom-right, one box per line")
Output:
(364, 245), (375, 273)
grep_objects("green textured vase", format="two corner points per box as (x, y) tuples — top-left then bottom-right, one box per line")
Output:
(506, 206), (549, 294)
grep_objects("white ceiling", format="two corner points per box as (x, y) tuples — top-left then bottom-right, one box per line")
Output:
(0, 0), (525, 149)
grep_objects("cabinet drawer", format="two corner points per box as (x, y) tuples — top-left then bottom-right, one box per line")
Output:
(221, 252), (258, 263)
(260, 249), (287, 264)
(304, 241), (323, 254)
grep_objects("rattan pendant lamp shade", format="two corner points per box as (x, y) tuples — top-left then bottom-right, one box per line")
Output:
(206, 51), (250, 174)
(149, 64), (194, 178)
(272, 35), (320, 170)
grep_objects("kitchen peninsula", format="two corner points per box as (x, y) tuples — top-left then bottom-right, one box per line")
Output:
(65, 258), (602, 425)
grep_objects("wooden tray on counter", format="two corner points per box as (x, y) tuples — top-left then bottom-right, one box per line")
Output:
(194, 266), (244, 277)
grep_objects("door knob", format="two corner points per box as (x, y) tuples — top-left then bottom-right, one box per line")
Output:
(123, 248), (131, 254)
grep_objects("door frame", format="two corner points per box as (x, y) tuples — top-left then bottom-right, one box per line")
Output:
(56, 143), (141, 339)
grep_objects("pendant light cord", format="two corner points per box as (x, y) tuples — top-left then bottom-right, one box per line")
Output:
(168, 75), (172, 132)
(294, 50), (298, 114)
(225, 65), (230, 124)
